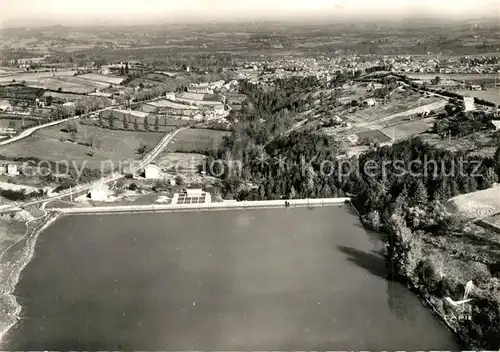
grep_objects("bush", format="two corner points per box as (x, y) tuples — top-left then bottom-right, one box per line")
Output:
(415, 258), (441, 294)
(128, 183), (138, 191)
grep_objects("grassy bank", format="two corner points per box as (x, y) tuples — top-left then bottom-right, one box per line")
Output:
(0, 206), (57, 342)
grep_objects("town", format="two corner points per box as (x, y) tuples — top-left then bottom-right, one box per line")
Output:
(0, 15), (500, 351)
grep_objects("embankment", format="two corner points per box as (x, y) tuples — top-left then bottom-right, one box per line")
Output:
(0, 209), (59, 343)
(52, 197), (351, 215)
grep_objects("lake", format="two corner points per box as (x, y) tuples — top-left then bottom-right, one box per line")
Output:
(2, 206), (459, 350)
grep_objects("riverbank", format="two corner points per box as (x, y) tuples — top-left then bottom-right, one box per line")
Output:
(0, 206), (59, 342)
(355, 202), (500, 350)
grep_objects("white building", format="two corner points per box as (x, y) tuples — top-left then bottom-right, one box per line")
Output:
(492, 120), (500, 130)
(0, 164), (19, 176)
(165, 92), (176, 101)
(186, 188), (204, 197)
(463, 97), (476, 112)
(144, 164), (161, 179)
(88, 184), (109, 201)
(0, 100), (12, 112)
(363, 98), (377, 107)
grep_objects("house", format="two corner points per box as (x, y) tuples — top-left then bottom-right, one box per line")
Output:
(63, 102), (76, 108)
(0, 163), (19, 176)
(362, 98), (377, 107)
(88, 184), (109, 201)
(186, 188), (204, 197)
(469, 84), (482, 91)
(491, 120), (500, 130)
(165, 92), (175, 101)
(0, 100), (12, 112)
(144, 164), (161, 179)
(463, 97), (476, 112)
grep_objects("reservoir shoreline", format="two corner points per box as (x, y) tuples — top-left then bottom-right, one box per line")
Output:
(0, 199), (460, 350)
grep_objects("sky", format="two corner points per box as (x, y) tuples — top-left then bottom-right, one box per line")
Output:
(1, 0), (499, 27)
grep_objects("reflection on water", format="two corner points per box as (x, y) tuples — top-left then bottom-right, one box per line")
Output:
(387, 280), (417, 325)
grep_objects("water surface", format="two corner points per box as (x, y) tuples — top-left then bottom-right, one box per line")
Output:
(3, 206), (458, 350)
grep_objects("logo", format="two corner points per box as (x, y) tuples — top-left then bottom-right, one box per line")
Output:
(444, 280), (474, 322)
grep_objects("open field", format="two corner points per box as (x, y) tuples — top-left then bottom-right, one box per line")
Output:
(348, 95), (441, 126)
(79, 73), (124, 85)
(56, 76), (110, 89)
(447, 185), (500, 220)
(0, 71), (76, 84)
(378, 119), (433, 141)
(0, 124), (164, 169)
(42, 91), (85, 101)
(165, 128), (230, 153)
(0, 118), (36, 130)
(25, 78), (95, 94)
(456, 88), (500, 105)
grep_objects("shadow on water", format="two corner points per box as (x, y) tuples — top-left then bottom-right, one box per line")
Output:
(337, 245), (387, 280)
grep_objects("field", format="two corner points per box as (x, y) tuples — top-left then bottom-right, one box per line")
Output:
(456, 88), (500, 105)
(43, 91), (85, 101)
(356, 129), (392, 144)
(56, 76), (111, 89)
(0, 70), (76, 84)
(349, 95), (443, 128)
(25, 78), (95, 94)
(420, 130), (499, 157)
(165, 128), (230, 153)
(79, 73), (125, 85)
(447, 185), (500, 220)
(407, 73), (500, 82)
(379, 119), (433, 141)
(0, 124), (164, 169)
(0, 118), (36, 130)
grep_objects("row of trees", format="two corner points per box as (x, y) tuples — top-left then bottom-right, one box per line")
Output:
(98, 113), (162, 132)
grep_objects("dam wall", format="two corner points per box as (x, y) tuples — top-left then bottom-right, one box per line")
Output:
(53, 198), (351, 215)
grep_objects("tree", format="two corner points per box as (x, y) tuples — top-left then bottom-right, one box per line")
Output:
(125, 62), (129, 74)
(143, 116), (149, 131)
(411, 180), (428, 208)
(7, 120), (16, 129)
(431, 76), (441, 85)
(98, 116), (104, 128)
(494, 145), (500, 177)
(123, 116), (129, 130)
(133, 118), (139, 131)
(175, 175), (184, 185)
(154, 115), (160, 131)
(108, 114), (115, 129)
